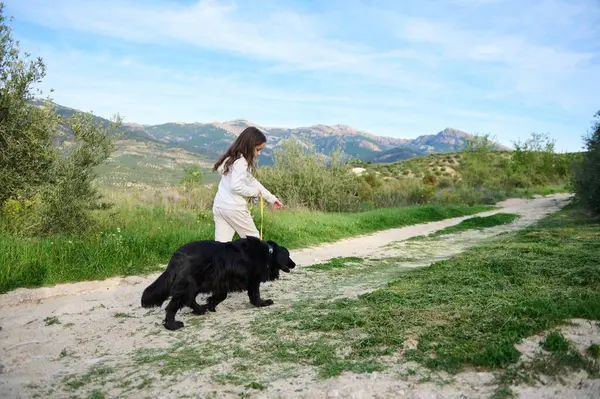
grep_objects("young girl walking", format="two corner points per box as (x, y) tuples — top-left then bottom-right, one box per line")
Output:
(212, 126), (283, 242)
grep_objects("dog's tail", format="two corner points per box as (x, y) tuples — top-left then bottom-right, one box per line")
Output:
(141, 267), (172, 308)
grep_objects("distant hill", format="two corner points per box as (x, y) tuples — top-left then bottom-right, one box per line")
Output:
(29, 99), (511, 187)
(369, 128), (510, 163)
(34, 100), (509, 161)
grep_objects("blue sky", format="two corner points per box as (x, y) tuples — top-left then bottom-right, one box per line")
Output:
(4, 0), (599, 151)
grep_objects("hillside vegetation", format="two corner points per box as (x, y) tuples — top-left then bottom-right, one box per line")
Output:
(253, 133), (577, 212)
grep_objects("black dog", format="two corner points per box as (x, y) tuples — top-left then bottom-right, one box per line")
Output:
(141, 236), (296, 330)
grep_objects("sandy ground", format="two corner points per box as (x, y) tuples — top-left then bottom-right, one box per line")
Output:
(1, 193), (597, 399)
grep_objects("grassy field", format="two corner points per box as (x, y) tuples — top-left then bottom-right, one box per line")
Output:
(94, 140), (218, 189)
(239, 206), (600, 387)
(0, 203), (492, 293)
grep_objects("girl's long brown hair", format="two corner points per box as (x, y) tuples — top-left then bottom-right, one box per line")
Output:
(212, 126), (267, 175)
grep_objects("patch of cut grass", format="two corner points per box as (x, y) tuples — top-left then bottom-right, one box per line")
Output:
(61, 364), (114, 391)
(500, 347), (600, 386)
(587, 344), (600, 359)
(133, 342), (218, 375)
(251, 206), (600, 378)
(410, 213), (520, 241)
(307, 257), (362, 270)
(44, 316), (60, 326)
(89, 390), (106, 399)
(541, 331), (570, 353)
(245, 381), (268, 391)
(113, 312), (134, 318)
(0, 203), (492, 293)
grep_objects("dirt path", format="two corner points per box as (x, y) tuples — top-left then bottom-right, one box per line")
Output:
(2, 193), (595, 399)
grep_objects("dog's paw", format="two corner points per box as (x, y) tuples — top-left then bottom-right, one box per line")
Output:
(261, 299), (274, 307)
(192, 306), (207, 315)
(164, 320), (184, 330)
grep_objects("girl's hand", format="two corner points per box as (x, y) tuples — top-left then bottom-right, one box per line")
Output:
(272, 200), (284, 210)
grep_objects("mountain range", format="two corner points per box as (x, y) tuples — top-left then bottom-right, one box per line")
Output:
(34, 99), (511, 165)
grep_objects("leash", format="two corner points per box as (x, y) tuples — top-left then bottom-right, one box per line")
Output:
(259, 192), (264, 240)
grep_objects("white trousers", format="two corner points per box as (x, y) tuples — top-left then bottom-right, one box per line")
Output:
(213, 206), (260, 242)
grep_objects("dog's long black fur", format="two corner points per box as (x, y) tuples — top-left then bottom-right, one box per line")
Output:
(141, 236), (296, 330)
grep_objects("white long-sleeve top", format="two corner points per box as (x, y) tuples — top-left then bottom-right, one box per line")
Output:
(212, 155), (278, 210)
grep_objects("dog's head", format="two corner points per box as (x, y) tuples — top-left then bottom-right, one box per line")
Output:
(240, 236), (296, 280)
(266, 240), (296, 274)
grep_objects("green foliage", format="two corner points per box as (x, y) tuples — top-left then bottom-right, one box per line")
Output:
(454, 132), (574, 204)
(460, 134), (496, 189)
(541, 331), (570, 353)
(179, 164), (204, 188)
(255, 139), (363, 211)
(0, 4), (60, 204)
(0, 203), (490, 292)
(0, 5), (122, 234)
(509, 132), (572, 186)
(588, 344), (600, 359)
(36, 111), (122, 234)
(257, 140), (462, 211)
(573, 110), (600, 215)
(256, 207), (600, 374)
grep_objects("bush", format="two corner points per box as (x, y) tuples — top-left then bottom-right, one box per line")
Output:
(0, 5), (59, 205)
(573, 110), (600, 214)
(255, 140), (363, 212)
(0, 5), (122, 235)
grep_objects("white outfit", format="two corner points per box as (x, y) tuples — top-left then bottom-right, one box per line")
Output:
(212, 155), (278, 242)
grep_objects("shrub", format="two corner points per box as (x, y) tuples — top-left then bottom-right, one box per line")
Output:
(422, 174), (437, 185)
(255, 139), (362, 212)
(0, 5), (59, 205)
(573, 110), (600, 214)
(0, 5), (122, 235)
(179, 164), (204, 189)
(437, 177), (453, 189)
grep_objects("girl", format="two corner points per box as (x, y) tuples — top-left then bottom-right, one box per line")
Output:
(212, 126), (283, 242)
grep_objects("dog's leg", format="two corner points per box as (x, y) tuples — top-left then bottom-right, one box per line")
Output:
(190, 299), (207, 315)
(191, 292), (228, 314)
(206, 292), (228, 312)
(163, 277), (196, 330)
(248, 282), (274, 307)
(163, 295), (185, 330)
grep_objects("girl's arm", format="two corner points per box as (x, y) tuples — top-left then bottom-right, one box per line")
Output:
(230, 158), (260, 198)
(250, 176), (278, 204)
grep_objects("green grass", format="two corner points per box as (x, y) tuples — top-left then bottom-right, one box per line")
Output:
(0, 203), (491, 293)
(257, 204), (492, 248)
(411, 213), (520, 240)
(541, 331), (570, 353)
(587, 344), (600, 359)
(134, 343), (218, 375)
(250, 206), (600, 377)
(501, 337), (599, 387)
(513, 184), (571, 198)
(307, 257), (363, 270)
